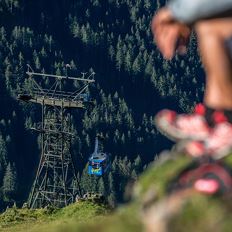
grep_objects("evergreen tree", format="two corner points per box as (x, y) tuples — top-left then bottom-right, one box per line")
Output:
(3, 162), (18, 202)
(0, 134), (8, 172)
(0, 0), (204, 208)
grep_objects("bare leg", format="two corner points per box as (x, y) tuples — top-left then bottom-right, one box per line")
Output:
(195, 18), (232, 110)
(153, 14), (232, 143)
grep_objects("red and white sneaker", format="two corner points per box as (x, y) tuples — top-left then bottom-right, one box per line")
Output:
(184, 122), (232, 159)
(155, 104), (211, 142)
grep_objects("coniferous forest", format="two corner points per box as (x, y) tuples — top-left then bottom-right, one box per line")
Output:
(0, 0), (205, 209)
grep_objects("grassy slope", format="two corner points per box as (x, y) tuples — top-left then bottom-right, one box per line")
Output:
(0, 201), (109, 232)
(2, 153), (232, 232)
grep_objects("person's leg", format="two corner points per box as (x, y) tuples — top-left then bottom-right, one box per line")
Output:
(154, 18), (232, 142)
(195, 18), (232, 110)
(179, 19), (232, 158)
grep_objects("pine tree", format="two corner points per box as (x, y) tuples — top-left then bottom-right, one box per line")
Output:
(134, 155), (142, 173)
(115, 36), (124, 71)
(132, 52), (143, 75)
(107, 172), (116, 207)
(3, 163), (18, 202)
(108, 45), (115, 60)
(0, 134), (8, 171)
(98, 177), (105, 195)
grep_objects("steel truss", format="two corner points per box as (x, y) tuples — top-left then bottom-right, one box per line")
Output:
(19, 65), (95, 208)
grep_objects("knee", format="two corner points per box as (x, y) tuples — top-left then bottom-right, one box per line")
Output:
(195, 18), (232, 38)
(195, 20), (217, 36)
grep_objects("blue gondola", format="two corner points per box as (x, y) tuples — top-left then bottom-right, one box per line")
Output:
(88, 136), (110, 176)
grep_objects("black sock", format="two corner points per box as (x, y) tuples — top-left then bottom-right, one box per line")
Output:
(223, 109), (232, 123)
(204, 106), (215, 127)
(204, 105), (232, 126)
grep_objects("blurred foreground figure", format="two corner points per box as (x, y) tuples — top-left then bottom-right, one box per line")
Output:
(152, 0), (232, 158)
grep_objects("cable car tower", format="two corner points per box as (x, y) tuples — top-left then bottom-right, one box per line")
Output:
(18, 65), (95, 208)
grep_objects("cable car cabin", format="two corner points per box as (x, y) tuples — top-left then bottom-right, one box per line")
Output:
(88, 136), (110, 176)
(88, 153), (110, 176)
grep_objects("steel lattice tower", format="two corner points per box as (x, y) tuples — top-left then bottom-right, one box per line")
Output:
(18, 65), (95, 208)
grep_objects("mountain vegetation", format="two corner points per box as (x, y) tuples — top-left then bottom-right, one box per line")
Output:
(0, 0), (205, 209)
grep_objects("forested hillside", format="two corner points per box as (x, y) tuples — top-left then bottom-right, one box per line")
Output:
(0, 0), (205, 209)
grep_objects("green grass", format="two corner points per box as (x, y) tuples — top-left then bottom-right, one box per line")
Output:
(0, 201), (109, 232)
(2, 153), (232, 232)
(135, 153), (191, 199)
(169, 193), (232, 232)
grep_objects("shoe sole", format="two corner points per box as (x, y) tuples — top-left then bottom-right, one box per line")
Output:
(210, 146), (232, 160)
(175, 140), (232, 160)
(154, 113), (232, 160)
(154, 115), (208, 142)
